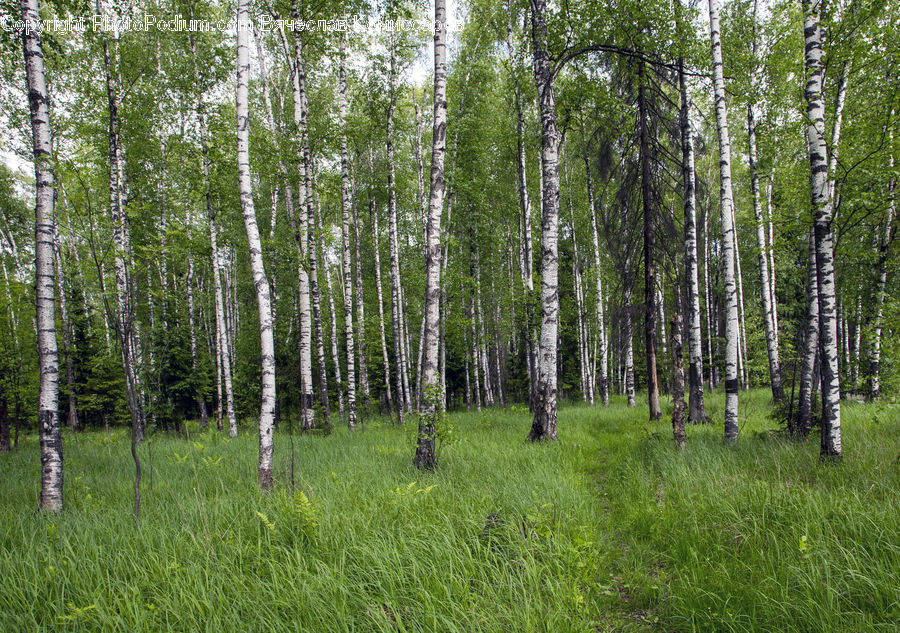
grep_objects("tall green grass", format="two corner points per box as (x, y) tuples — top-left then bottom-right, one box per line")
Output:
(0, 390), (897, 632)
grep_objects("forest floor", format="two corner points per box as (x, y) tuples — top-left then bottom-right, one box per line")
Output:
(1, 389), (898, 632)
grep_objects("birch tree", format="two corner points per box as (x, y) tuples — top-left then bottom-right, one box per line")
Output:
(236, 0), (276, 488)
(801, 0), (841, 458)
(338, 38), (358, 429)
(707, 0), (741, 442)
(747, 0), (783, 404)
(414, 0), (447, 470)
(676, 26), (708, 422)
(191, 30), (236, 437)
(22, 0), (62, 511)
(527, 0), (561, 441)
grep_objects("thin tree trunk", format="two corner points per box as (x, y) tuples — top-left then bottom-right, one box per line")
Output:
(767, 172), (779, 349)
(185, 210), (208, 428)
(315, 181), (343, 421)
(869, 116), (894, 400)
(253, 26), (280, 330)
(585, 155), (609, 405)
(289, 9), (315, 431)
(733, 222), (749, 390)
(638, 62), (662, 420)
(23, 0), (62, 511)
(414, 0), (446, 469)
(192, 31), (236, 437)
(528, 0), (560, 441)
(371, 195), (397, 421)
(309, 167), (331, 421)
(708, 0), (741, 442)
(566, 163), (590, 403)
(351, 168), (371, 412)
(474, 251), (494, 406)
(797, 227), (819, 437)
(802, 0), (841, 458)
(237, 0), (276, 487)
(852, 293), (862, 388)
(677, 45), (708, 422)
(624, 284), (636, 407)
(386, 45), (411, 420)
(469, 297), (482, 411)
(338, 38), (357, 429)
(671, 312), (686, 448)
(413, 88), (427, 408)
(747, 1), (784, 403)
(53, 221), (78, 431)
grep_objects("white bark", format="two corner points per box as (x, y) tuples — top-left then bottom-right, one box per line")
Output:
(315, 182), (344, 421)
(797, 227), (819, 436)
(371, 194), (397, 420)
(708, 0), (741, 441)
(678, 54), (707, 422)
(23, 0), (62, 511)
(528, 0), (560, 440)
(289, 11), (315, 431)
(338, 39), (357, 429)
(747, 8), (784, 403)
(386, 44), (412, 418)
(766, 172), (779, 349)
(351, 169), (371, 409)
(802, 0), (841, 457)
(309, 167), (331, 421)
(237, 1), (276, 487)
(585, 155), (609, 405)
(53, 219), (77, 431)
(192, 30), (236, 437)
(414, 0), (446, 469)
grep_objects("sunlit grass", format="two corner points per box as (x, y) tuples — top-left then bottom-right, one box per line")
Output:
(0, 390), (897, 631)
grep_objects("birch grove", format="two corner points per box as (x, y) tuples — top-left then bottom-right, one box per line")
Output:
(3, 0), (897, 519)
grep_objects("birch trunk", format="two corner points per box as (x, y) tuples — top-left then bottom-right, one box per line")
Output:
(351, 169), (371, 411)
(638, 63), (662, 420)
(371, 196), (398, 421)
(315, 182), (343, 421)
(338, 40), (357, 429)
(796, 227), (819, 437)
(23, 0), (62, 511)
(767, 173), (779, 349)
(237, 1), (276, 487)
(53, 221), (77, 431)
(253, 26), (279, 328)
(474, 252), (494, 406)
(586, 155), (609, 405)
(869, 117), (894, 400)
(671, 313), (686, 448)
(852, 293), (862, 387)
(528, 0), (560, 441)
(624, 282), (636, 407)
(733, 223), (749, 389)
(98, 0), (144, 450)
(289, 10), (315, 431)
(678, 51), (708, 422)
(309, 168), (331, 421)
(469, 297), (482, 411)
(747, 10), (784, 403)
(185, 211), (208, 428)
(387, 45), (411, 419)
(192, 32), (236, 437)
(708, 0), (741, 441)
(802, 0), (841, 458)
(566, 164), (590, 403)
(414, 0), (446, 469)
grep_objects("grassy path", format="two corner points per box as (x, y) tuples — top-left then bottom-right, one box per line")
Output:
(1, 390), (898, 631)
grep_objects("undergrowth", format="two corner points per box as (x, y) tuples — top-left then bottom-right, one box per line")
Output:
(0, 389), (897, 632)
